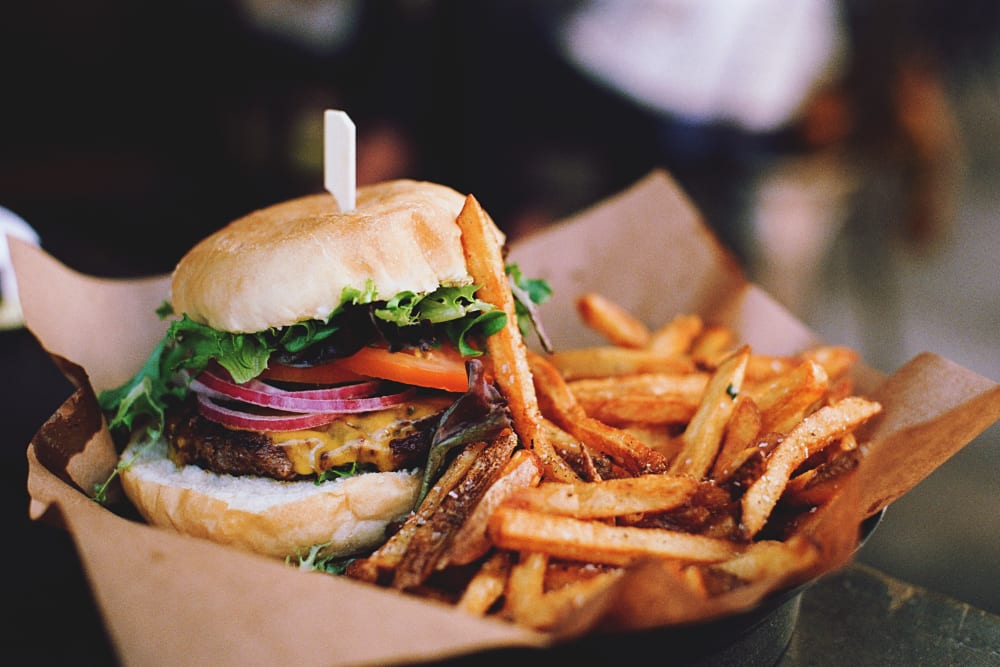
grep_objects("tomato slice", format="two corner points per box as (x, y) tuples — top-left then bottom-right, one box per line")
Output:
(339, 345), (471, 393)
(259, 360), (367, 385)
(261, 345), (473, 393)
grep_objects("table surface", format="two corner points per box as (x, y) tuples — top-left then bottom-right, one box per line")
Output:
(783, 562), (1000, 666)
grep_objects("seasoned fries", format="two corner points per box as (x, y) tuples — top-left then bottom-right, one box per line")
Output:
(567, 372), (708, 425)
(740, 396), (882, 538)
(488, 507), (739, 566)
(575, 292), (651, 348)
(457, 194), (543, 452)
(669, 346), (749, 479)
(548, 346), (696, 380)
(344, 286), (883, 634)
(502, 474), (700, 518)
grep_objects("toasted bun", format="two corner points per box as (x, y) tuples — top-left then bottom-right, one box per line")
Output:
(119, 439), (421, 559)
(170, 179), (477, 333)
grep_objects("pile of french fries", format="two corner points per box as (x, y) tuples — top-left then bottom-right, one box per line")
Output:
(345, 196), (882, 633)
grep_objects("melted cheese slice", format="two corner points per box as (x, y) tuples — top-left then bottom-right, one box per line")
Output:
(270, 396), (452, 475)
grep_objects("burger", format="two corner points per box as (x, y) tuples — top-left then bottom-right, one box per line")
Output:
(98, 179), (549, 560)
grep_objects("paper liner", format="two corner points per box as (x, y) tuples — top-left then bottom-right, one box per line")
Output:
(12, 170), (1000, 665)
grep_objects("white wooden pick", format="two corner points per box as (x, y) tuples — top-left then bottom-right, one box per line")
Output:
(324, 110), (356, 212)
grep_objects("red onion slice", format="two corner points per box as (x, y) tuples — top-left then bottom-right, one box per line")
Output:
(242, 376), (382, 399)
(192, 368), (407, 413)
(195, 394), (343, 431)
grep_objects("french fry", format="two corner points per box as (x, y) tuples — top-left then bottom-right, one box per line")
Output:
(647, 313), (704, 355)
(573, 392), (701, 426)
(391, 431), (519, 590)
(501, 551), (548, 626)
(620, 422), (681, 459)
(539, 418), (602, 482)
(670, 347), (750, 479)
(710, 395), (763, 482)
(782, 446), (863, 508)
(548, 347), (696, 380)
(343, 292), (879, 634)
(529, 349), (670, 475)
(620, 479), (739, 538)
(508, 567), (623, 632)
(456, 551), (512, 616)
(710, 535), (821, 590)
(743, 354), (799, 383)
(457, 194), (542, 452)
(489, 506), (741, 567)
(569, 372), (708, 425)
(443, 448), (545, 567)
(746, 359), (829, 434)
(689, 324), (738, 368)
(348, 441), (486, 581)
(543, 559), (622, 590)
(800, 345), (860, 381)
(568, 372), (710, 397)
(503, 474), (700, 519)
(563, 414), (671, 476)
(741, 396), (882, 537)
(531, 419), (585, 484)
(827, 375), (856, 403)
(576, 292), (651, 348)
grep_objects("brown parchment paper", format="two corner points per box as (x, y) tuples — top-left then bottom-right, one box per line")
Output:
(12, 169), (1000, 666)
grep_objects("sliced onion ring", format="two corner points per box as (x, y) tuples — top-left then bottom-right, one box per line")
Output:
(191, 367), (410, 413)
(195, 394), (343, 431)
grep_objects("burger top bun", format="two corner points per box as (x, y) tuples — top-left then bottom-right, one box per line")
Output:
(120, 439), (421, 559)
(170, 179), (485, 334)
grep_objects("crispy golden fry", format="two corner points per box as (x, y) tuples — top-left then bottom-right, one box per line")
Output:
(503, 473), (700, 519)
(670, 347), (750, 479)
(741, 396), (882, 537)
(539, 418), (602, 482)
(690, 324), (738, 368)
(543, 560), (622, 590)
(489, 506), (740, 567)
(782, 446), (863, 508)
(568, 372), (708, 425)
(827, 374), (856, 403)
(529, 349), (669, 475)
(548, 347), (696, 380)
(742, 345), (861, 385)
(576, 292), (651, 348)
(457, 194), (542, 452)
(392, 431), (519, 590)
(457, 551), (512, 616)
(801, 345), (861, 381)
(349, 441), (486, 581)
(561, 410), (671, 477)
(746, 359), (829, 434)
(711, 535), (821, 586)
(710, 395), (763, 482)
(574, 393), (700, 426)
(620, 422), (680, 459)
(529, 419), (585, 484)
(444, 449), (545, 567)
(507, 566), (624, 632)
(647, 313), (704, 355)
(744, 354), (799, 383)
(501, 551), (548, 626)
(568, 372), (709, 397)
(346, 295), (877, 631)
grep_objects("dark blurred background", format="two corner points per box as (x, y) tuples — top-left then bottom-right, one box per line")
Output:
(2, 1), (998, 662)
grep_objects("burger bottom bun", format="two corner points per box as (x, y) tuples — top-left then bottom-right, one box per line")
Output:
(119, 439), (421, 559)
